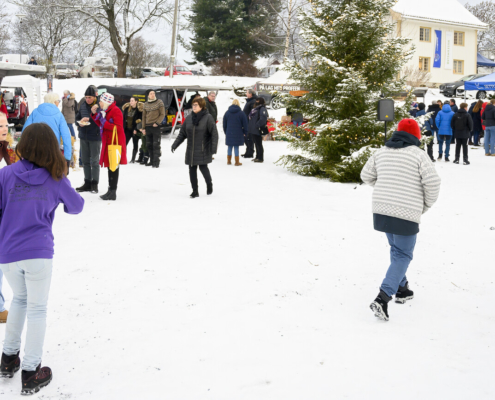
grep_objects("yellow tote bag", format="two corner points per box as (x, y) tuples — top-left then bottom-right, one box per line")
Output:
(108, 126), (122, 172)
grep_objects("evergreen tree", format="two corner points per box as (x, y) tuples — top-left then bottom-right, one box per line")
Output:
(277, 0), (415, 182)
(186, 0), (279, 71)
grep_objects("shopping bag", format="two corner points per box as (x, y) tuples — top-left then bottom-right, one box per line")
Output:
(108, 126), (122, 172)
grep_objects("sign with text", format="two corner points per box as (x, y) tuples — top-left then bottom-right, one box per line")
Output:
(258, 83), (303, 92)
(434, 30), (442, 68)
(444, 31), (454, 70)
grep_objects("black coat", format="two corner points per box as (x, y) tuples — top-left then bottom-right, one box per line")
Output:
(426, 104), (442, 130)
(204, 98), (218, 122)
(122, 102), (143, 132)
(468, 103), (482, 132)
(248, 106), (268, 136)
(173, 112), (219, 166)
(243, 95), (258, 117)
(76, 100), (101, 141)
(451, 109), (473, 139)
(450, 104), (459, 113)
(482, 104), (495, 127)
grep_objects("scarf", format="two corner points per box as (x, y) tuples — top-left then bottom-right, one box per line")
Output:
(249, 106), (260, 120)
(192, 109), (208, 126)
(385, 131), (421, 149)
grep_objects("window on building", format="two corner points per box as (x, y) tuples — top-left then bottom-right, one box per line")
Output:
(454, 60), (464, 74)
(419, 57), (430, 72)
(454, 32), (465, 46)
(420, 27), (431, 42)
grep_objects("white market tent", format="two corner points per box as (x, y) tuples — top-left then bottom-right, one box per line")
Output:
(2, 75), (43, 108)
(392, 0), (487, 29)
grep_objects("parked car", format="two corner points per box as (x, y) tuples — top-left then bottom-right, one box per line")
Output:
(439, 74), (488, 98)
(1, 86), (29, 128)
(140, 68), (160, 78)
(164, 66), (193, 76)
(52, 63), (73, 79)
(79, 57), (114, 78)
(68, 63), (80, 78)
(191, 69), (205, 76)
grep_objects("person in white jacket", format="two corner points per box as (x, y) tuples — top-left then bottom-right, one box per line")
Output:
(361, 119), (441, 321)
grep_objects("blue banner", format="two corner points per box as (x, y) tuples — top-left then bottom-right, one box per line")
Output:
(434, 30), (442, 68)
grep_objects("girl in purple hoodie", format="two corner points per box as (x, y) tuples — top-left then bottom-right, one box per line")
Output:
(0, 123), (84, 395)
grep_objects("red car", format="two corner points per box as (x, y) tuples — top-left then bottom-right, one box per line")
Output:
(164, 66), (193, 76)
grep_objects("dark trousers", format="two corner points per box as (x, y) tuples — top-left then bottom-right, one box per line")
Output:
(455, 138), (469, 160)
(125, 128), (133, 146)
(189, 165), (212, 190)
(471, 130), (480, 146)
(244, 133), (254, 157)
(108, 168), (119, 190)
(80, 139), (101, 183)
(253, 134), (264, 161)
(146, 126), (161, 167)
(425, 133), (434, 160)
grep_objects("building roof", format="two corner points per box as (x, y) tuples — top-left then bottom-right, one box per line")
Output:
(392, 0), (488, 30)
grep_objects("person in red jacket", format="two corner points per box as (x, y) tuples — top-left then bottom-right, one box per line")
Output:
(92, 92), (127, 201)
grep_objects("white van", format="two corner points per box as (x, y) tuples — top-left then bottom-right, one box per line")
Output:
(0, 54), (30, 64)
(79, 57), (114, 78)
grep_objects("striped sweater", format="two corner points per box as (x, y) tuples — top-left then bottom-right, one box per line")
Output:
(361, 146), (441, 224)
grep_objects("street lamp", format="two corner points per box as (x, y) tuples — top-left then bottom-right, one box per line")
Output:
(16, 14), (27, 64)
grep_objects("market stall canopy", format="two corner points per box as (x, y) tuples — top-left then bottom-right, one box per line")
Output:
(2, 76), (42, 108)
(464, 72), (495, 91)
(0, 62), (46, 84)
(477, 53), (495, 68)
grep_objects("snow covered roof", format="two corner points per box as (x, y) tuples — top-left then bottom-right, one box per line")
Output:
(392, 0), (488, 30)
(258, 69), (294, 85)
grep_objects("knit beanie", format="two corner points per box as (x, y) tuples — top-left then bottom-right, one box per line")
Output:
(397, 119), (421, 140)
(85, 86), (97, 97)
(100, 92), (115, 106)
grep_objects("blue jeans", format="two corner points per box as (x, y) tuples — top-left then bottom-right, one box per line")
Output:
(0, 259), (53, 371)
(227, 145), (239, 157)
(438, 135), (452, 157)
(380, 233), (417, 297)
(293, 121), (303, 127)
(67, 123), (75, 138)
(0, 269), (5, 312)
(485, 126), (495, 154)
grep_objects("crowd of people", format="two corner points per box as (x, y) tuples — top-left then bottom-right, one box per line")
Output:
(411, 97), (495, 164)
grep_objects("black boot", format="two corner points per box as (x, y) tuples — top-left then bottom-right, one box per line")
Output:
(76, 180), (91, 193)
(453, 158), (459, 164)
(130, 149), (138, 164)
(141, 156), (149, 165)
(91, 181), (98, 194)
(190, 190), (199, 198)
(145, 156), (153, 167)
(370, 290), (391, 321)
(136, 150), (144, 164)
(100, 189), (117, 201)
(464, 158), (470, 165)
(437, 153), (442, 160)
(395, 282), (414, 304)
(0, 352), (20, 378)
(21, 365), (52, 395)
(207, 182), (213, 195)
(445, 156), (450, 162)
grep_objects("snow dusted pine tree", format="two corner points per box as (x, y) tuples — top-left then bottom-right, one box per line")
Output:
(277, 0), (415, 182)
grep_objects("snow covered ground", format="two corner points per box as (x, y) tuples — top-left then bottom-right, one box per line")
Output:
(0, 77), (494, 399)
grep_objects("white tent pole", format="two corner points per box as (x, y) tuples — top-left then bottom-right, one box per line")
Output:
(170, 88), (187, 139)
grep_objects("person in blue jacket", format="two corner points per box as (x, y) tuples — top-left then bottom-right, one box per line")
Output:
(23, 92), (72, 170)
(223, 99), (248, 166)
(435, 104), (455, 162)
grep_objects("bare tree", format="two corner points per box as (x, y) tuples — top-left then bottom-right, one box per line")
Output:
(10, 0), (80, 69)
(0, 0), (10, 53)
(402, 66), (431, 88)
(465, 1), (495, 53)
(50, 0), (175, 77)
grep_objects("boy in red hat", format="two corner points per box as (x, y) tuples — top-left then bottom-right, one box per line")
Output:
(361, 119), (441, 321)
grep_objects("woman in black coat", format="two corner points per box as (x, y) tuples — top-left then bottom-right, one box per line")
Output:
(248, 97), (268, 163)
(451, 102), (473, 165)
(172, 97), (219, 198)
(468, 100), (483, 146)
(122, 97), (143, 163)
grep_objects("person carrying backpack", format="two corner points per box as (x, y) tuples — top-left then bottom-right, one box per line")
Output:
(248, 97), (269, 163)
(451, 102), (473, 165)
(0, 123), (84, 395)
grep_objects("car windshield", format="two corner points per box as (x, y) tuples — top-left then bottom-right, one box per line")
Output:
(176, 66), (189, 72)
(56, 64), (69, 69)
(460, 75), (476, 82)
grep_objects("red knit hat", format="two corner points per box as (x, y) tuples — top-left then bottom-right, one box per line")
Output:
(397, 119), (421, 140)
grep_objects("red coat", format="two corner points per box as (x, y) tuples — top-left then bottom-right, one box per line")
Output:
(93, 102), (127, 168)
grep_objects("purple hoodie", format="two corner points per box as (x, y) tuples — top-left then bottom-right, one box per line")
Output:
(0, 159), (84, 263)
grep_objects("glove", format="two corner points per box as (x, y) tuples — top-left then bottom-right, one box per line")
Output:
(66, 160), (71, 176)
(171, 145), (176, 153)
(101, 111), (106, 118)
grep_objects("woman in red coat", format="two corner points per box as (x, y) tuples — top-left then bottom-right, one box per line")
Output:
(92, 92), (127, 201)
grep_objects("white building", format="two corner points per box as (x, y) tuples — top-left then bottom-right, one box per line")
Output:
(392, 0), (487, 85)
